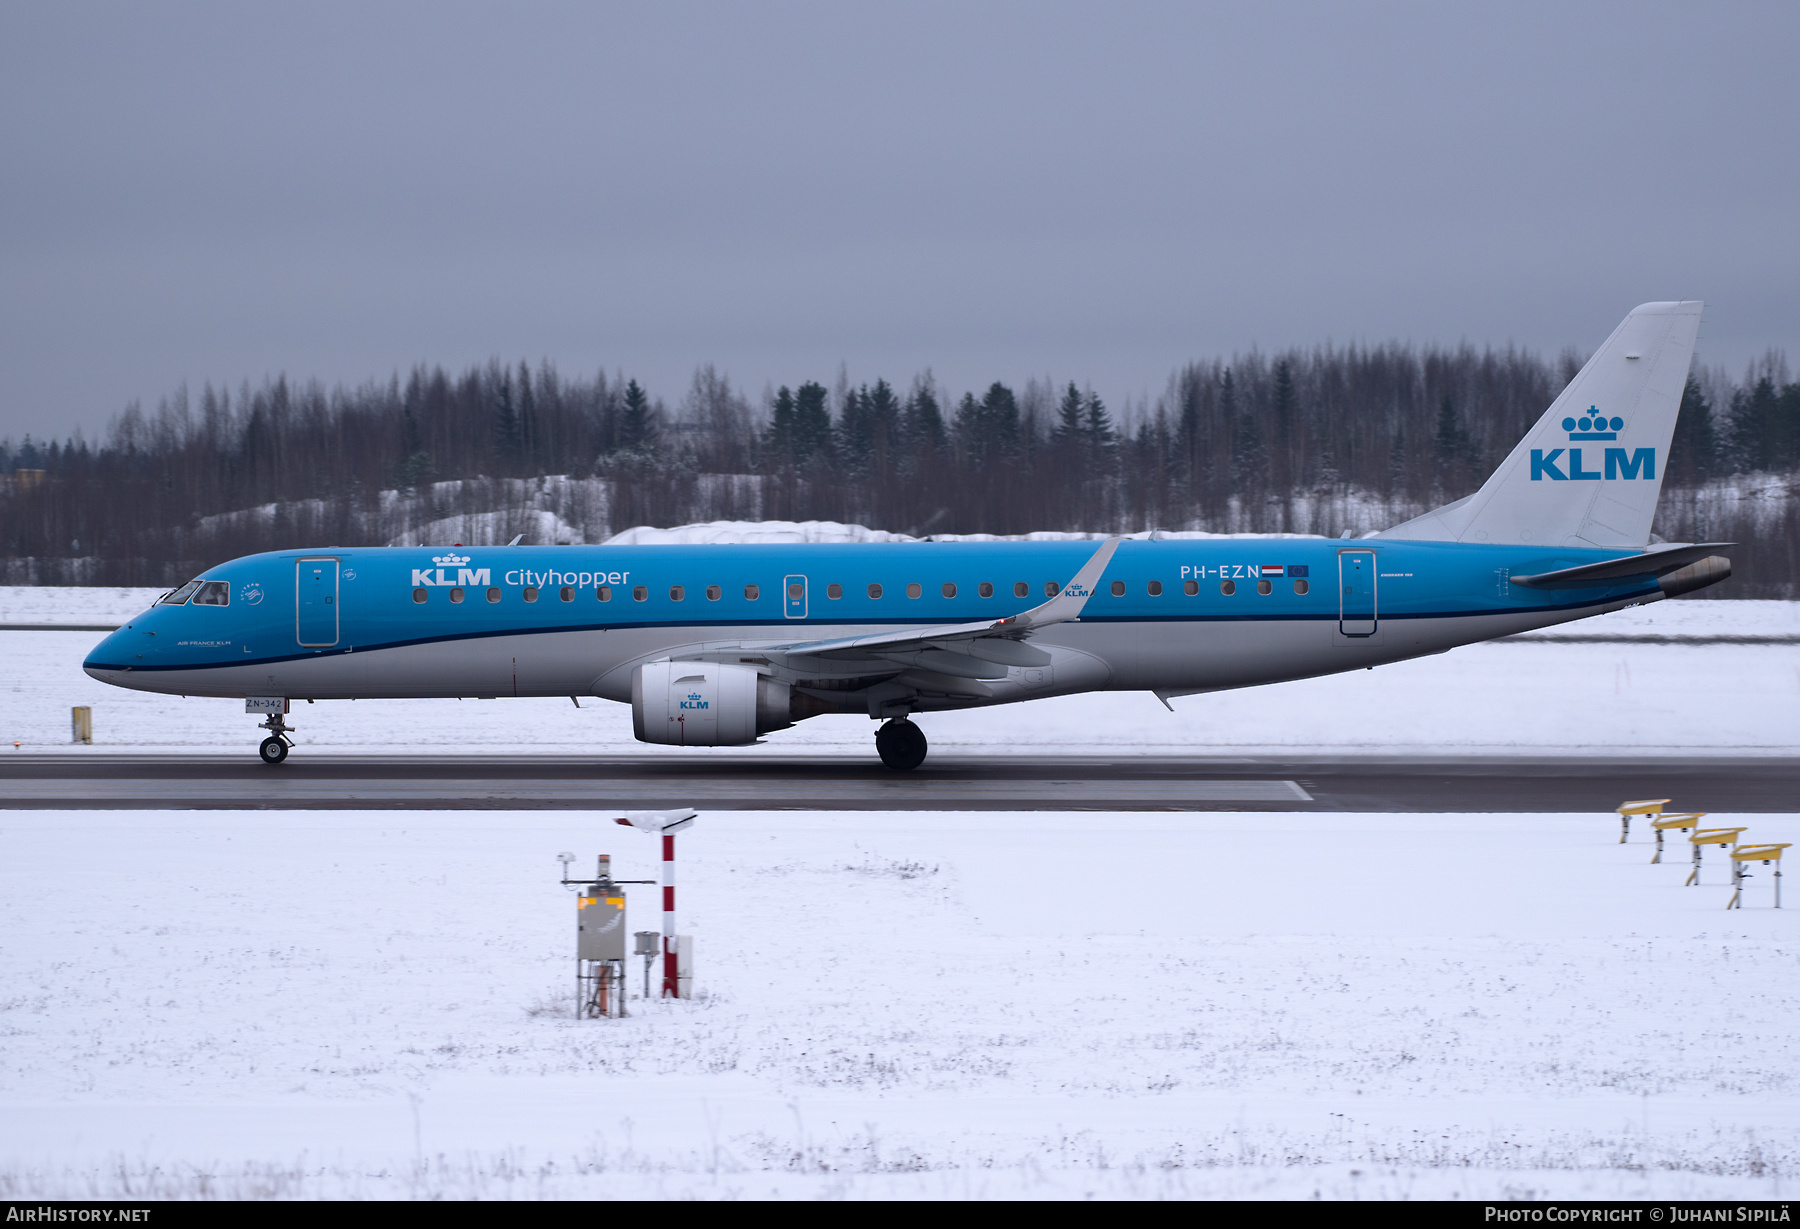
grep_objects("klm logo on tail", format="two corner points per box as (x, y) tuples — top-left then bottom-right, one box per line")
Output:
(1530, 407), (1655, 482)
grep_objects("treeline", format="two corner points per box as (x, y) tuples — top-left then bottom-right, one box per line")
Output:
(2, 346), (1797, 594)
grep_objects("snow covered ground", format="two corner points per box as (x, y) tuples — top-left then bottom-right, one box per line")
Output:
(1, 807), (1795, 1199)
(2, 592), (1795, 757)
(1, 591), (1795, 1199)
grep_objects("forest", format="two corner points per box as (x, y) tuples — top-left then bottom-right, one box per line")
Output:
(2, 343), (1796, 595)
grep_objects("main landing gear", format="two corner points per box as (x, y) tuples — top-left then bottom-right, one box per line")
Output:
(876, 718), (927, 771)
(258, 712), (295, 765)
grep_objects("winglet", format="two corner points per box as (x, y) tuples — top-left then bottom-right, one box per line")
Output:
(1003, 536), (1122, 631)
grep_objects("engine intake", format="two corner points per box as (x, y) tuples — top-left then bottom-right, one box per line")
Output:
(632, 661), (793, 746)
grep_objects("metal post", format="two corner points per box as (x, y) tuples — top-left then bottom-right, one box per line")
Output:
(662, 832), (677, 997)
(1653, 828), (1663, 865)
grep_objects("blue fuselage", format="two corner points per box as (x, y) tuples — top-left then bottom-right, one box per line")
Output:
(84, 538), (1659, 712)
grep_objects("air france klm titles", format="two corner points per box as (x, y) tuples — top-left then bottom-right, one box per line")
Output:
(1530, 408), (1656, 482)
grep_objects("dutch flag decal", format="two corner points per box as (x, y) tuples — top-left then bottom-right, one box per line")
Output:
(1260, 564), (1285, 577)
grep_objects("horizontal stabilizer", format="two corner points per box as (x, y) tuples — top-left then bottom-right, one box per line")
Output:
(1510, 543), (1733, 589)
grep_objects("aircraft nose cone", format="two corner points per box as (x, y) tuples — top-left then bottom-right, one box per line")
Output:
(83, 629), (131, 680)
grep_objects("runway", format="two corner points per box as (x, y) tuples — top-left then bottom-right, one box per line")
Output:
(1, 753), (1794, 811)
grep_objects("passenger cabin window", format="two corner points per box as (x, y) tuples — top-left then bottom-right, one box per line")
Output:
(413, 587), (428, 603)
(450, 587), (466, 603)
(1184, 579), (1199, 596)
(827, 583), (842, 599)
(1045, 581), (1060, 597)
(1013, 582), (1028, 598)
(560, 586), (573, 602)
(942, 582), (956, 598)
(1256, 578), (1272, 596)
(633, 586), (648, 601)
(979, 582), (993, 598)
(1294, 578), (1310, 595)
(597, 585), (612, 601)
(192, 581), (230, 606)
(906, 582), (922, 599)
(487, 587), (501, 602)
(1220, 579), (1236, 596)
(160, 580), (202, 605)
(1147, 580), (1163, 597)
(1110, 580), (1125, 596)
(706, 585), (722, 601)
(867, 583), (883, 599)
(745, 584), (759, 600)
(670, 585), (685, 601)
(523, 587), (539, 602)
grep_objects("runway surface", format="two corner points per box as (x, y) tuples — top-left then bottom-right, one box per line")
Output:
(1, 753), (1794, 811)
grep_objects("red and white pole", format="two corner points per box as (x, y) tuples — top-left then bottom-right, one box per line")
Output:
(617, 808), (695, 1000)
(661, 831), (678, 997)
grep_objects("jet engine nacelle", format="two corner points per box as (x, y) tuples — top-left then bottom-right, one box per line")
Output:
(631, 661), (793, 746)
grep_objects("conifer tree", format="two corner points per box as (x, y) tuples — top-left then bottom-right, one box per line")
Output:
(1668, 375), (1719, 484)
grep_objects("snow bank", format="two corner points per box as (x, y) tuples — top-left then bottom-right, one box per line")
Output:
(601, 519), (1332, 545)
(1, 807), (1794, 1199)
(603, 519), (918, 546)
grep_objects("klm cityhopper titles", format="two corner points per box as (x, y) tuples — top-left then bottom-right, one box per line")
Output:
(85, 302), (1730, 769)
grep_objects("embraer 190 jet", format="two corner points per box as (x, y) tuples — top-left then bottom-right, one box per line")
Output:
(85, 302), (1728, 769)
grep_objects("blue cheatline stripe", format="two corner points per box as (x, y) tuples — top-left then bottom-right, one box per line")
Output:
(84, 586), (1656, 674)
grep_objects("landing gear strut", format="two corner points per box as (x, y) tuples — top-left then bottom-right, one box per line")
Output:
(876, 718), (927, 771)
(258, 712), (294, 765)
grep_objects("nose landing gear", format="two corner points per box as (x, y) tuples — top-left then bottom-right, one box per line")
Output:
(875, 718), (927, 771)
(257, 711), (294, 765)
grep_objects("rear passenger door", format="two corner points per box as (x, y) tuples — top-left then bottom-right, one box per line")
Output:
(1337, 550), (1376, 638)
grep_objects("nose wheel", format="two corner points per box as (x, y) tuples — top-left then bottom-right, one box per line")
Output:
(875, 719), (927, 771)
(256, 710), (294, 765)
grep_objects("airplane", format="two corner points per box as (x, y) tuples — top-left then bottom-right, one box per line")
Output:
(84, 301), (1729, 770)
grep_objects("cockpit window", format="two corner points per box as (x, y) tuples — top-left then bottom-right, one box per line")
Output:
(192, 581), (230, 606)
(160, 580), (202, 605)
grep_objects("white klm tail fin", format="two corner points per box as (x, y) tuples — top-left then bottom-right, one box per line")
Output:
(1378, 301), (1702, 548)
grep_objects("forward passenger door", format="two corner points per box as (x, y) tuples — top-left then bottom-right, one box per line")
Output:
(296, 558), (340, 647)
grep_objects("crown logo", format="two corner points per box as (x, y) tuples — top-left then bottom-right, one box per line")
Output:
(432, 553), (470, 566)
(1563, 406), (1622, 441)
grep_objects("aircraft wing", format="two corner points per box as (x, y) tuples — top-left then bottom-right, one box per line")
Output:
(767, 536), (1122, 662)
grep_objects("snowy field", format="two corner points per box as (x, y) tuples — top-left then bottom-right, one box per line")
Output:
(1, 591), (1796, 1199)
(1, 806), (1796, 1200)
(3, 591), (1796, 758)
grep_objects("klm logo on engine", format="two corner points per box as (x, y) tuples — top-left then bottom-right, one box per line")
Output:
(1530, 407), (1655, 482)
(679, 691), (709, 711)
(411, 553), (492, 587)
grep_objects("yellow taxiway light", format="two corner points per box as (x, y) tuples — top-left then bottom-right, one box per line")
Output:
(1685, 827), (1748, 887)
(1727, 843), (1791, 910)
(1616, 798), (1672, 845)
(1649, 812), (1707, 865)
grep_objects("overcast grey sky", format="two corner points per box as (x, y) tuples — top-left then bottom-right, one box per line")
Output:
(2, 1), (1795, 442)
